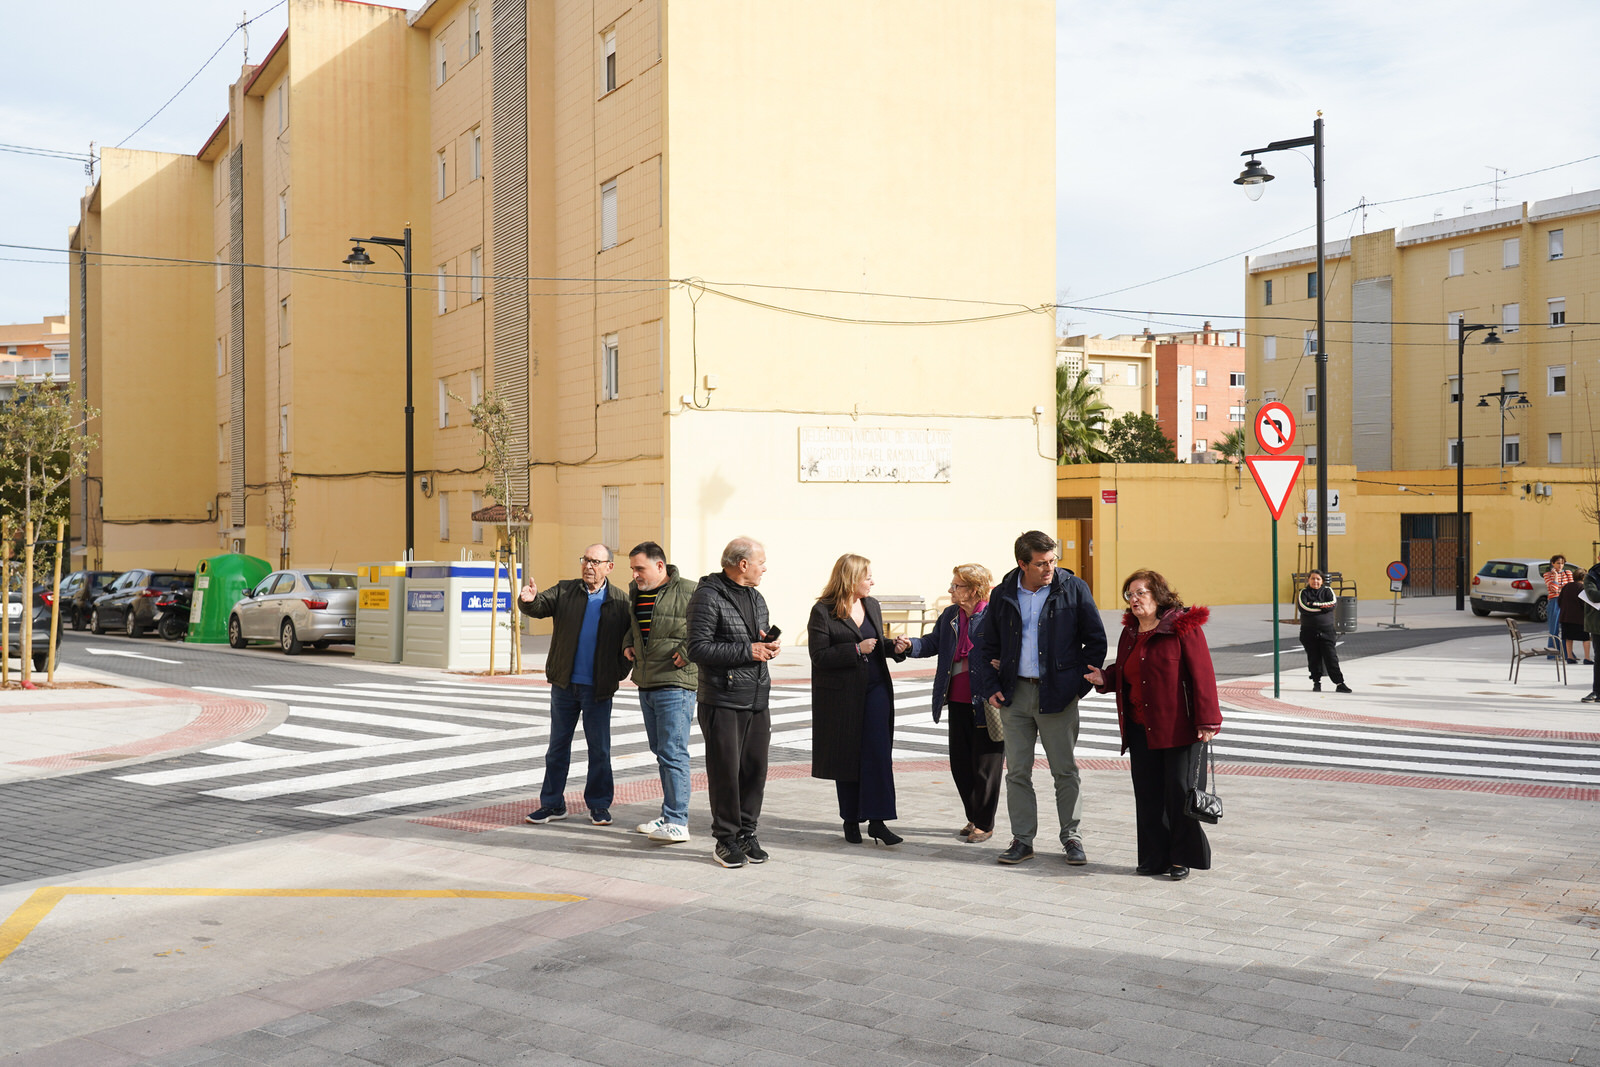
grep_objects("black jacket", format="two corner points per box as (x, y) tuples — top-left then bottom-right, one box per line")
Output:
(972, 566), (1106, 715)
(808, 597), (900, 781)
(686, 571), (772, 711)
(1297, 584), (1336, 635)
(516, 578), (632, 698)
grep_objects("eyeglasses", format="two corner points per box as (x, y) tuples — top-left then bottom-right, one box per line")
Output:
(1024, 558), (1058, 569)
(1123, 588), (1153, 602)
(579, 556), (611, 567)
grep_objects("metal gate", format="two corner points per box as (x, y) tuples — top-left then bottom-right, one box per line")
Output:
(1400, 513), (1469, 597)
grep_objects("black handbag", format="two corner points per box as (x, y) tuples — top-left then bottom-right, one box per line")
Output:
(1185, 742), (1222, 824)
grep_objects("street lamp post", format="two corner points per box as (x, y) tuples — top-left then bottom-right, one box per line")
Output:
(1477, 387), (1531, 476)
(1454, 324), (1502, 611)
(1236, 114), (1329, 575)
(345, 228), (415, 561)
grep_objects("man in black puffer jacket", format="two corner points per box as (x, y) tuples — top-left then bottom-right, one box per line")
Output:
(687, 536), (781, 869)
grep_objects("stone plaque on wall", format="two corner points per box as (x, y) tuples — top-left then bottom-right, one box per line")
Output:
(798, 427), (953, 483)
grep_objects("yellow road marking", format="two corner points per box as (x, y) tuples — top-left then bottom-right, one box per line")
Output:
(0, 886), (585, 964)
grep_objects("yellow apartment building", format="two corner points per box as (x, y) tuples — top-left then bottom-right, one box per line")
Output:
(69, 0), (1058, 631)
(1056, 334), (1153, 426)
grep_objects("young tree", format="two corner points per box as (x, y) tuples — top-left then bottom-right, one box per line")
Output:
(454, 387), (527, 674)
(1102, 412), (1178, 463)
(265, 458), (296, 569)
(1055, 364), (1111, 464)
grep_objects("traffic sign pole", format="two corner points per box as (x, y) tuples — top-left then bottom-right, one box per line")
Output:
(1272, 511), (1280, 698)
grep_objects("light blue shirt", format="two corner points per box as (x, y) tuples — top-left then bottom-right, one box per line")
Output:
(570, 585), (607, 686)
(1017, 583), (1049, 679)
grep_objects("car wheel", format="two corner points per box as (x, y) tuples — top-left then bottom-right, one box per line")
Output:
(125, 611), (142, 638)
(280, 618), (302, 656)
(32, 651), (47, 673)
(228, 616), (248, 649)
(158, 614), (185, 641)
(1471, 604), (1490, 617)
(90, 609), (106, 635)
(1532, 597), (1548, 623)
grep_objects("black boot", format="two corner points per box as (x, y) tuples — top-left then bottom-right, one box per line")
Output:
(1312, 679), (1321, 692)
(843, 821), (862, 844)
(867, 820), (903, 846)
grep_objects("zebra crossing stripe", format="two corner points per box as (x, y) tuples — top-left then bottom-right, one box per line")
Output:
(269, 722), (402, 747)
(231, 686), (547, 723)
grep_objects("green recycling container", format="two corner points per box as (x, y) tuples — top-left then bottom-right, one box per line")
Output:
(188, 553), (272, 643)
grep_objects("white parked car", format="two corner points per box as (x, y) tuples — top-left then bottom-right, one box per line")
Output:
(228, 570), (358, 654)
(1470, 558), (1569, 622)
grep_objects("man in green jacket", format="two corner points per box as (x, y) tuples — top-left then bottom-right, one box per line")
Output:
(1582, 560), (1600, 704)
(624, 542), (699, 843)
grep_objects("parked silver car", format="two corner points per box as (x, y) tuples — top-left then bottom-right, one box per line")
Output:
(227, 569), (358, 654)
(1470, 558), (1568, 621)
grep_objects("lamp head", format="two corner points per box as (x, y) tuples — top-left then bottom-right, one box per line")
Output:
(344, 242), (374, 270)
(1480, 328), (1502, 345)
(1235, 158), (1274, 201)
(1476, 397), (1490, 407)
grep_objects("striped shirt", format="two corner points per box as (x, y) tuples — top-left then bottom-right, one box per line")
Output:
(1545, 567), (1575, 597)
(634, 588), (659, 645)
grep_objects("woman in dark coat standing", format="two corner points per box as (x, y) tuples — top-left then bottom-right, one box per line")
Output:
(903, 563), (1003, 843)
(1085, 569), (1222, 881)
(809, 553), (903, 846)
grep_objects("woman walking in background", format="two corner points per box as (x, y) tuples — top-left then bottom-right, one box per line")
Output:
(903, 564), (1004, 843)
(1085, 570), (1222, 881)
(808, 553), (903, 846)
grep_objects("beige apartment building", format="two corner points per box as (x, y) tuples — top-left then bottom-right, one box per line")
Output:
(1246, 190), (1600, 472)
(0, 316), (71, 402)
(69, 0), (1057, 629)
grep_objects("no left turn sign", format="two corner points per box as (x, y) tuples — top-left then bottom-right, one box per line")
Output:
(1255, 402), (1296, 455)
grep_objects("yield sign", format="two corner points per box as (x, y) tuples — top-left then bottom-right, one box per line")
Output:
(1245, 455), (1305, 521)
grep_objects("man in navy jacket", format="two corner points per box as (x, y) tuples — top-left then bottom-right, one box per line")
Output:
(974, 530), (1107, 867)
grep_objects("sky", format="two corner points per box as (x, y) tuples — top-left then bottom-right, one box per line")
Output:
(3, 1), (1599, 334)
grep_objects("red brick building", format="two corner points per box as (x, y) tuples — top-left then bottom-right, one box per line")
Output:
(1151, 322), (1246, 461)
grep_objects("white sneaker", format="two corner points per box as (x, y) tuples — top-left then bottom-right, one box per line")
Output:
(648, 823), (691, 844)
(635, 816), (669, 835)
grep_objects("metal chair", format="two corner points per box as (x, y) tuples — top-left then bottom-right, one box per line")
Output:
(1507, 617), (1565, 684)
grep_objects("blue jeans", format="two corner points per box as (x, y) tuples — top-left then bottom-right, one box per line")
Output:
(638, 687), (696, 825)
(542, 683), (613, 812)
(1549, 606), (1561, 650)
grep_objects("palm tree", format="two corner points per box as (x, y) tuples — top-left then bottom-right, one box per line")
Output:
(1056, 364), (1111, 464)
(1216, 427), (1249, 468)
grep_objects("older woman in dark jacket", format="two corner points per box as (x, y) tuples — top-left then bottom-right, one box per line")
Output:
(903, 564), (1003, 843)
(809, 553), (903, 846)
(1085, 569), (1222, 881)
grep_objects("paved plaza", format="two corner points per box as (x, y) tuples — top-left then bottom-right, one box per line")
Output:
(1, 604), (1597, 1066)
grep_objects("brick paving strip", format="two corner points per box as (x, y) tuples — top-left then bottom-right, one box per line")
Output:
(9, 687), (273, 770)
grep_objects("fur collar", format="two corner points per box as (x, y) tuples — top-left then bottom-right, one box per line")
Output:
(1121, 604), (1210, 636)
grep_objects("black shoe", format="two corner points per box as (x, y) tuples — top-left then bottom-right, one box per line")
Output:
(867, 820), (903, 846)
(713, 840), (747, 868)
(1335, 684), (1352, 694)
(737, 833), (768, 863)
(1063, 839), (1087, 865)
(524, 806), (567, 824)
(997, 839), (1034, 865)
(1168, 865), (1190, 881)
(1135, 865), (1166, 876)
(1311, 680), (1322, 692)
(589, 808), (613, 826)
(843, 821), (862, 844)
(1582, 692), (1600, 703)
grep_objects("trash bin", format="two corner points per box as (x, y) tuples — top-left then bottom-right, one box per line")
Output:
(354, 562), (409, 663)
(400, 561), (522, 671)
(1334, 587), (1358, 633)
(189, 553), (272, 643)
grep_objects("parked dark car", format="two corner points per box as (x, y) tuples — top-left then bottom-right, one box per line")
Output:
(5, 590), (53, 672)
(59, 569), (122, 631)
(91, 569), (195, 637)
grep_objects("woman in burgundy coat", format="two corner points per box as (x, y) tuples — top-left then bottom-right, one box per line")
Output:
(1084, 569), (1222, 881)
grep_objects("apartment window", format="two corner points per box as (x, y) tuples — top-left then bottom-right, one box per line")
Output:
(471, 491), (484, 543)
(1194, 368), (1207, 387)
(1447, 311), (1463, 341)
(1306, 271), (1317, 299)
(1502, 371), (1520, 398)
(470, 128), (483, 181)
(1448, 247), (1464, 277)
(1502, 302), (1519, 333)
(1304, 387), (1317, 415)
(1153, 405), (1159, 418)
(600, 180), (618, 249)
(439, 492), (450, 542)
(437, 150), (448, 199)
(1549, 298), (1566, 327)
(276, 83), (287, 132)
(1193, 439), (1207, 453)
(1126, 364), (1140, 387)
(1194, 404), (1208, 421)
(437, 39), (448, 85)
(1303, 329), (1316, 356)
(601, 29), (617, 93)
(1229, 404), (1246, 422)
(1503, 237), (1520, 268)
(1549, 229), (1564, 260)
(1229, 371), (1246, 387)
(1549, 433), (1564, 464)
(1304, 445), (1317, 466)
(1153, 368), (1159, 386)
(1263, 279), (1273, 306)
(1504, 435), (1521, 465)
(278, 297), (290, 342)
(277, 191), (288, 239)
(468, 4), (481, 58)
(437, 264), (448, 315)
(601, 333), (620, 400)
(469, 369), (484, 406)
(1085, 363), (1103, 385)
(279, 405), (289, 452)
(216, 338), (225, 376)
(438, 378), (451, 428)
(601, 486), (620, 553)
(1448, 375), (1460, 403)
(1263, 335), (1276, 361)
(469, 247), (483, 301)
(1549, 365), (1567, 396)
(1448, 438), (1461, 465)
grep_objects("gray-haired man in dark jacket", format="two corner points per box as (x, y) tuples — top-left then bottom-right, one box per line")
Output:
(687, 536), (780, 869)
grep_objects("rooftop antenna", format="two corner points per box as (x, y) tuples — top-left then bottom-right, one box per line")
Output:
(241, 10), (250, 64)
(1356, 196), (1369, 233)
(1487, 166), (1506, 209)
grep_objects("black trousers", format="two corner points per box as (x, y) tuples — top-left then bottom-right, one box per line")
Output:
(947, 700), (1004, 832)
(698, 703), (770, 844)
(836, 682), (898, 822)
(1126, 727), (1211, 871)
(1300, 627), (1344, 684)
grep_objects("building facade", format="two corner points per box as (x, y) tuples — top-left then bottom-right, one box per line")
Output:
(1151, 324), (1246, 462)
(0, 316), (71, 402)
(69, 0), (1057, 630)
